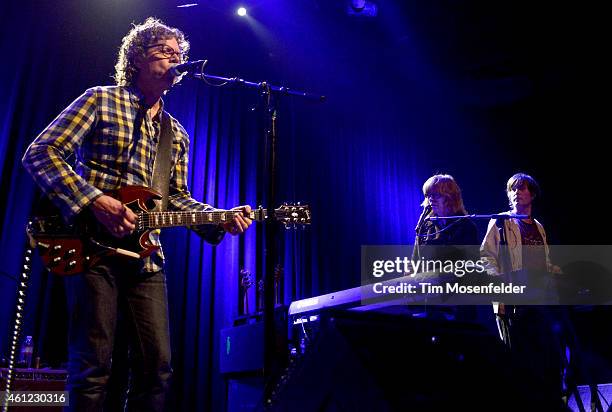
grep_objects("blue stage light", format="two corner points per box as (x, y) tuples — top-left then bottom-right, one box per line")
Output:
(237, 7), (247, 17)
(347, 0), (377, 17)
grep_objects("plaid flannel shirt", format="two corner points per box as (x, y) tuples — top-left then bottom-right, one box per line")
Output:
(22, 85), (225, 272)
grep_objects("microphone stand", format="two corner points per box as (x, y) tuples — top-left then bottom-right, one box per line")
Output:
(412, 206), (431, 261)
(426, 214), (529, 221)
(192, 72), (326, 102)
(426, 213), (523, 346)
(188, 70), (325, 404)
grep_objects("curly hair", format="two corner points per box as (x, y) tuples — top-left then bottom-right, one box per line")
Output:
(114, 17), (190, 86)
(421, 174), (468, 215)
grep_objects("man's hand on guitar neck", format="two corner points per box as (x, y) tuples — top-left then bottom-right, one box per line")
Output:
(222, 205), (253, 236)
(90, 195), (138, 238)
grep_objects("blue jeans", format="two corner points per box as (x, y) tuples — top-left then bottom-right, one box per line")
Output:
(64, 256), (172, 411)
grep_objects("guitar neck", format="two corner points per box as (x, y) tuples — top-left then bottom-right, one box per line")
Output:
(139, 209), (267, 230)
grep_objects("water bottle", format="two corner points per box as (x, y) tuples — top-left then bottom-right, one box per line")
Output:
(20, 335), (34, 368)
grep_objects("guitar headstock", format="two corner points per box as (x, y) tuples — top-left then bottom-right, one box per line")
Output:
(240, 269), (253, 288)
(274, 203), (311, 228)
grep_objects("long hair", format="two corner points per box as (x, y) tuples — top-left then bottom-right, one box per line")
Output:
(114, 17), (190, 87)
(421, 174), (467, 215)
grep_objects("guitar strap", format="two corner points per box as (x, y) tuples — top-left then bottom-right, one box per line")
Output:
(151, 111), (173, 211)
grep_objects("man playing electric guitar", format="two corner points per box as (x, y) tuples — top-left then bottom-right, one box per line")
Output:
(21, 18), (251, 411)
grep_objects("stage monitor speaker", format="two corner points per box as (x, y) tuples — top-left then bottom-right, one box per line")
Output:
(267, 309), (533, 412)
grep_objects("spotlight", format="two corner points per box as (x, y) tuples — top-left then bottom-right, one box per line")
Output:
(237, 7), (247, 17)
(347, 0), (377, 17)
(351, 0), (365, 10)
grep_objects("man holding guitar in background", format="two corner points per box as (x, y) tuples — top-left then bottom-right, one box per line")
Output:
(21, 18), (252, 411)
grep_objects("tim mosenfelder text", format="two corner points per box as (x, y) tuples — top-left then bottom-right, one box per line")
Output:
(372, 282), (526, 295)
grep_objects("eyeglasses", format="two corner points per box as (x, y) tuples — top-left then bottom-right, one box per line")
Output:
(145, 44), (184, 61)
(425, 193), (443, 200)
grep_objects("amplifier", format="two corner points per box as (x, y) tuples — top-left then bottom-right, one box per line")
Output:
(220, 321), (264, 374)
(220, 307), (288, 375)
(0, 368), (67, 412)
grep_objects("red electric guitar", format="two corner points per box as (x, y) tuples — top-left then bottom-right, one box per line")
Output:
(27, 185), (311, 276)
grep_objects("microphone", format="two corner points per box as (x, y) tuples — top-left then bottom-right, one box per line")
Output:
(169, 60), (208, 77)
(414, 205), (432, 234)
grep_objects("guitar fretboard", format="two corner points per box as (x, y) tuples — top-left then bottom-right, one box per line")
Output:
(138, 209), (267, 229)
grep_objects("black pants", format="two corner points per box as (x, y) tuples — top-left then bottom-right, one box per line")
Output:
(64, 257), (172, 411)
(498, 306), (572, 410)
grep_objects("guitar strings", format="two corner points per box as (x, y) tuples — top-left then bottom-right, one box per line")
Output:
(136, 210), (266, 228)
(134, 207), (308, 229)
